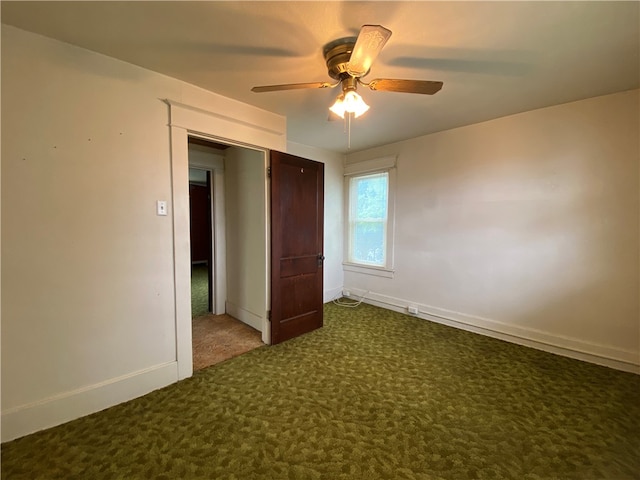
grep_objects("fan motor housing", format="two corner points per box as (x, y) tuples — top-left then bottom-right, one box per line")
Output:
(323, 37), (357, 80)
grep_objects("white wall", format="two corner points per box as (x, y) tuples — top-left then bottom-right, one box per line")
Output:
(0, 26), (297, 441)
(287, 142), (345, 303)
(224, 147), (268, 335)
(345, 90), (639, 372)
(1, 25), (178, 435)
(188, 143), (225, 171)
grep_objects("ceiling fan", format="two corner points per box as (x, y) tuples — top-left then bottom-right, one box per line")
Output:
(251, 25), (443, 119)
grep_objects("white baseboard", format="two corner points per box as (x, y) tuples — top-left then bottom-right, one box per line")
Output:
(225, 301), (263, 332)
(344, 288), (640, 374)
(1, 361), (179, 442)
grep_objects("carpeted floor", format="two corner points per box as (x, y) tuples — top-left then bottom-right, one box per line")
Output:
(2, 302), (639, 479)
(190, 263), (263, 370)
(192, 314), (263, 370)
(191, 264), (210, 318)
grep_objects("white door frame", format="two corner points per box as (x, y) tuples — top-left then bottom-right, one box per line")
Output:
(167, 99), (285, 380)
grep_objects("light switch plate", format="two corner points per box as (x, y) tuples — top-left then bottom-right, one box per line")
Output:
(157, 200), (168, 216)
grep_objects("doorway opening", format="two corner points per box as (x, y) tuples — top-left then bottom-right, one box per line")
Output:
(187, 136), (266, 370)
(189, 166), (213, 317)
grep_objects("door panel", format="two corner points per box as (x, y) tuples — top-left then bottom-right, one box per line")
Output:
(270, 151), (324, 345)
(280, 255), (318, 277)
(280, 275), (320, 320)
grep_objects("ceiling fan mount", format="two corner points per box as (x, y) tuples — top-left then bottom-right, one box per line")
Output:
(323, 37), (357, 80)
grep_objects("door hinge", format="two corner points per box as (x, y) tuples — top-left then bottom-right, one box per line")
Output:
(267, 166), (272, 178)
(267, 310), (271, 321)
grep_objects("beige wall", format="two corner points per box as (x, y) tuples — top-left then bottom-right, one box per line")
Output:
(2, 26), (179, 416)
(224, 147), (268, 332)
(345, 90), (639, 371)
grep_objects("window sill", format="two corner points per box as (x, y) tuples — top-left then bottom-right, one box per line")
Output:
(342, 263), (395, 278)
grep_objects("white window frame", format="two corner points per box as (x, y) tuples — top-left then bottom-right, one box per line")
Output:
(343, 155), (396, 278)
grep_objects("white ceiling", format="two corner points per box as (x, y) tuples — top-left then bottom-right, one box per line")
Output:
(2, 1), (639, 153)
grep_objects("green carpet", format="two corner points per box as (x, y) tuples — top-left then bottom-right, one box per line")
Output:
(191, 264), (209, 317)
(2, 302), (639, 479)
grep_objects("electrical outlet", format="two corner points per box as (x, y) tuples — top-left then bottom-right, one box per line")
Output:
(408, 305), (419, 315)
(343, 290), (351, 297)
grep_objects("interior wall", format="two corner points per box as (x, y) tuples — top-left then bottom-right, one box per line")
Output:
(2, 25), (176, 423)
(0, 25), (291, 441)
(189, 143), (225, 171)
(344, 90), (639, 371)
(224, 147), (267, 333)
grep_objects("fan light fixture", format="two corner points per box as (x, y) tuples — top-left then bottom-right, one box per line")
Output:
(330, 90), (369, 118)
(250, 24), (443, 147)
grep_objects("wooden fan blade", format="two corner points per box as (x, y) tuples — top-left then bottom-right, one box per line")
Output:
(251, 82), (333, 93)
(366, 79), (443, 95)
(347, 25), (392, 77)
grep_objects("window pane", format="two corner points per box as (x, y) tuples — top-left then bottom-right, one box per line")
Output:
(349, 172), (388, 266)
(353, 220), (385, 264)
(355, 173), (388, 221)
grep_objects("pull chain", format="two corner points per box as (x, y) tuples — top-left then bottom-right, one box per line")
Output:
(342, 112), (354, 150)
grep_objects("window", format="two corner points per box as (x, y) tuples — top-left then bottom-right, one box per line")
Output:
(344, 156), (396, 276)
(348, 172), (388, 265)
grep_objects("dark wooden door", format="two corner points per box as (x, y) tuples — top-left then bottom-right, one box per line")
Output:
(270, 151), (324, 345)
(189, 183), (210, 263)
